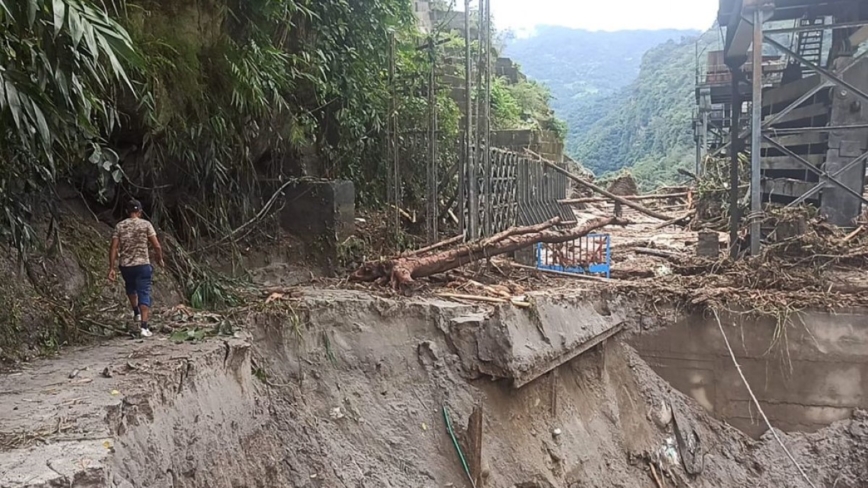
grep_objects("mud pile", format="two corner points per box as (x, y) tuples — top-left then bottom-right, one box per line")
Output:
(2, 289), (867, 487)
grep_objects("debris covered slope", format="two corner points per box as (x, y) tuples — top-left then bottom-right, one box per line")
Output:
(3, 289), (867, 487)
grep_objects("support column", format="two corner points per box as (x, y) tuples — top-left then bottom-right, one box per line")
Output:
(749, 8), (764, 256)
(466, 1), (478, 239)
(728, 65), (745, 259)
(821, 57), (868, 226)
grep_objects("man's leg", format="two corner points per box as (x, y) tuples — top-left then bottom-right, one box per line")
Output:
(120, 267), (142, 336)
(128, 294), (139, 318)
(136, 265), (154, 336)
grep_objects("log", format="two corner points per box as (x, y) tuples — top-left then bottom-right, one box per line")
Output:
(351, 217), (626, 288)
(436, 293), (507, 304)
(635, 247), (683, 261)
(651, 210), (697, 231)
(508, 263), (610, 282)
(560, 192), (689, 205)
(542, 161), (677, 222)
(482, 217), (560, 245)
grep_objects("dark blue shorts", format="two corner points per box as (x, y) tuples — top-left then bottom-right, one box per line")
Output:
(120, 264), (153, 308)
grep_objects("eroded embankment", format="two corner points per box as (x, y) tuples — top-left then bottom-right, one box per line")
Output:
(632, 308), (868, 438)
(2, 289), (867, 488)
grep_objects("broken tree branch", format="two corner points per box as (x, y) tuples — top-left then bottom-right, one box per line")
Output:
(651, 210), (697, 231)
(560, 192), (689, 205)
(351, 217), (627, 288)
(404, 234), (466, 257)
(508, 262), (610, 282)
(541, 160), (677, 222)
(436, 293), (507, 304)
(482, 217), (561, 246)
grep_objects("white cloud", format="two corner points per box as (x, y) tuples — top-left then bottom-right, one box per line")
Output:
(487, 0), (719, 33)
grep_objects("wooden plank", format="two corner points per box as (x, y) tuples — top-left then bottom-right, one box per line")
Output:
(768, 102), (829, 125)
(762, 178), (818, 199)
(762, 132), (828, 148)
(762, 76), (823, 108)
(466, 405), (484, 488)
(762, 154), (825, 171)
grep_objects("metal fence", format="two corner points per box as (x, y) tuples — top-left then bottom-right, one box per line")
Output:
(471, 148), (574, 237)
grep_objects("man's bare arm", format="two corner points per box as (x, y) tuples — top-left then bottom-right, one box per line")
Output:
(149, 234), (165, 267)
(108, 237), (119, 281)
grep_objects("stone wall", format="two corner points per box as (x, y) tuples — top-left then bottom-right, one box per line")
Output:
(491, 129), (565, 163)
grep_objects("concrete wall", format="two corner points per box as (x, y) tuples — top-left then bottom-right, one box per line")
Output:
(631, 309), (868, 438)
(491, 129), (565, 163)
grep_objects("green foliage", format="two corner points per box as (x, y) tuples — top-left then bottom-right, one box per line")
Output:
(573, 30), (720, 189)
(490, 77), (522, 129)
(504, 26), (700, 158)
(0, 0), (137, 255)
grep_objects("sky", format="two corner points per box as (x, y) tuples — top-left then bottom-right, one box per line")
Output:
(489, 0), (719, 35)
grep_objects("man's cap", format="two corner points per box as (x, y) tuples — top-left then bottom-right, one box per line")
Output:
(125, 199), (142, 213)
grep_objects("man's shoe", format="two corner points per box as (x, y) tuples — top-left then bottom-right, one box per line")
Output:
(140, 328), (153, 338)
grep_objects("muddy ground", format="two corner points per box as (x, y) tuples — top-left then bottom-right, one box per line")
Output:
(2, 288), (867, 488)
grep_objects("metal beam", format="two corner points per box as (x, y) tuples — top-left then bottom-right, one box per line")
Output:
(786, 151), (868, 208)
(712, 81), (833, 158)
(749, 8), (763, 256)
(765, 20), (868, 35)
(711, 32), (868, 159)
(763, 35), (868, 107)
(764, 124), (868, 134)
(762, 135), (868, 206)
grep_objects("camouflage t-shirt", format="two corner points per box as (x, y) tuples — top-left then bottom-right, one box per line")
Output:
(112, 218), (156, 267)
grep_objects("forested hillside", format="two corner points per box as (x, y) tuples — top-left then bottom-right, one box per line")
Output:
(574, 30), (720, 188)
(503, 27), (699, 155)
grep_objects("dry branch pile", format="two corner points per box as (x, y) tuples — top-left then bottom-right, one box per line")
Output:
(350, 216), (627, 288)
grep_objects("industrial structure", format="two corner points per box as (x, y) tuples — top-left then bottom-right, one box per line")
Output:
(695, 0), (868, 255)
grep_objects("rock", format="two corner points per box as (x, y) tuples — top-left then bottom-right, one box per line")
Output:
(653, 401), (673, 428)
(329, 407), (345, 420)
(552, 428), (562, 437)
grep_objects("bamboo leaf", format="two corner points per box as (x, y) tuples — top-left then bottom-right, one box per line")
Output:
(83, 21), (97, 59)
(26, 0), (37, 27)
(52, 0), (65, 36)
(97, 35), (133, 93)
(67, 7), (83, 48)
(30, 101), (51, 146)
(5, 81), (22, 131)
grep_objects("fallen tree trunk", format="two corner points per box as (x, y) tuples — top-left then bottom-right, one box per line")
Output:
(541, 160), (677, 222)
(351, 216), (625, 288)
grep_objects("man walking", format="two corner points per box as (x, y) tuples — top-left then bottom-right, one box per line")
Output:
(108, 199), (164, 337)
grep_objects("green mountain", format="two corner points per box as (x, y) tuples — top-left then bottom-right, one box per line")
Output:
(503, 27), (700, 156)
(575, 30), (720, 188)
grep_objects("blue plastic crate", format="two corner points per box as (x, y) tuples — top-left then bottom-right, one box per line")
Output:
(535, 233), (611, 279)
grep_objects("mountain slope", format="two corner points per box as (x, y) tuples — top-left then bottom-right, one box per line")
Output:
(503, 27), (699, 154)
(574, 30), (720, 188)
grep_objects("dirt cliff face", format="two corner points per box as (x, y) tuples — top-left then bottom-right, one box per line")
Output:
(3, 289), (867, 487)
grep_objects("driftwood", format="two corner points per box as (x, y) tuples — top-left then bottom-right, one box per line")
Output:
(351, 217), (625, 288)
(634, 247), (683, 261)
(542, 161), (677, 222)
(651, 210), (697, 231)
(509, 263), (610, 282)
(560, 192), (689, 205)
